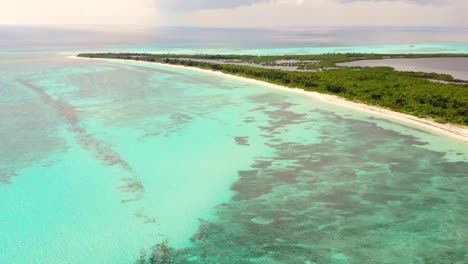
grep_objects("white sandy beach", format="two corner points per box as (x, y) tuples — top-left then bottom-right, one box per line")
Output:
(72, 56), (468, 142)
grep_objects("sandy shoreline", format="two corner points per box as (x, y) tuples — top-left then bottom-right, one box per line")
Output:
(72, 56), (468, 142)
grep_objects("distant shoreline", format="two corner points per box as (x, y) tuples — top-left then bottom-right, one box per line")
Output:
(71, 56), (468, 142)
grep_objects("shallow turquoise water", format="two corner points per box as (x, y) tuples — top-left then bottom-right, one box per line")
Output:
(0, 54), (467, 263)
(116, 43), (468, 55)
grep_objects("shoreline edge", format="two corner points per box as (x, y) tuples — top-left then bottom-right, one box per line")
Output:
(71, 56), (468, 142)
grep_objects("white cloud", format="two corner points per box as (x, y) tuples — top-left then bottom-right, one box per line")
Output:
(158, 0), (271, 10)
(0, 0), (158, 27)
(160, 0), (466, 27)
(0, 0), (465, 28)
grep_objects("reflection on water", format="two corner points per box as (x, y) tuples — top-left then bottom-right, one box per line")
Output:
(2, 26), (468, 53)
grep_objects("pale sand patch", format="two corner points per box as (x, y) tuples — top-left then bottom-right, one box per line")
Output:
(72, 56), (468, 142)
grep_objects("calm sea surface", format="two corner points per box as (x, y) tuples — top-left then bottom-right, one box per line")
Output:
(339, 57), (468, 81)
(1, 27), (468, 263)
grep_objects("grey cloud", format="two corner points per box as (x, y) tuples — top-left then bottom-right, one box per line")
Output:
(159, 0), (450, 12)
(337, 0), (448, 4)
(159, 0), (270, 10)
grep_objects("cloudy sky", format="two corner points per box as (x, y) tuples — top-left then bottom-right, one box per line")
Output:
(0, 0), (466, 28)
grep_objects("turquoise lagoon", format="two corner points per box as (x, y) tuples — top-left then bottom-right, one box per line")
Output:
(94, 43), (468, 56)
(0, 53), (467, 263)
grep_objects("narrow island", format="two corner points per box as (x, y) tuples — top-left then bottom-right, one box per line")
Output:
(76, 53), (468, 141)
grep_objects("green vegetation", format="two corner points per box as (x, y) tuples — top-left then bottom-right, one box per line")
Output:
(78, 53), (468, 125)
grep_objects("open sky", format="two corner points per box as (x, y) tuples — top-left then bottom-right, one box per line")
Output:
(0, 0), (466, 28)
